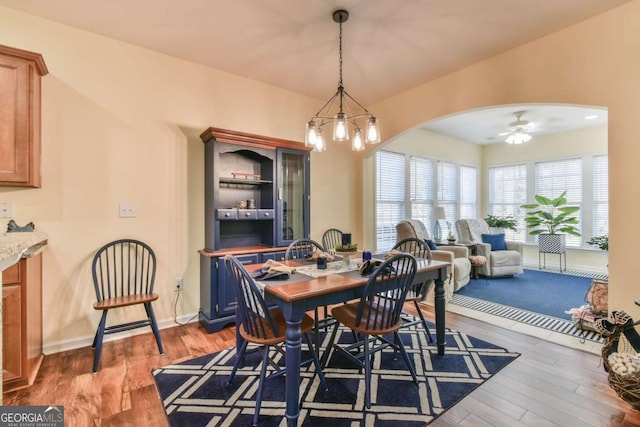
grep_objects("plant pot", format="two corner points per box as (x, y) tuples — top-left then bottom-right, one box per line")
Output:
(538, 234), (566, 253)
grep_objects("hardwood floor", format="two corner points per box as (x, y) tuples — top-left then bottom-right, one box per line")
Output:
(3, 305), (640, 426)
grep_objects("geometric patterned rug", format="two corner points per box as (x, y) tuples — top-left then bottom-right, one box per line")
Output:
(152, 319), (519, 426)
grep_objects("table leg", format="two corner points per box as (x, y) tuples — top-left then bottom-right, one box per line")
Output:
(434, 267), (447, 356)
(284, 315), (303, 426)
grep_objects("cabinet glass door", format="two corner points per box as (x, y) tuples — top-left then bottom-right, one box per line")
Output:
(277, 149), (310, 246)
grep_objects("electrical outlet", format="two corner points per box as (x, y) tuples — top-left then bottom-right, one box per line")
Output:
(174, 277), (183, 292)
(0, 202), (13, 218)
(119, 203), (136, 218)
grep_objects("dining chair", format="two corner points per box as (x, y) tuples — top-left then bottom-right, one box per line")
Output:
(321, 228), (344, 251)
(285, 238), (331, 354)
(224, 255), (328, 425)
(392, 237), (434, 343)
(91, 239), (164, 373)
(322, 253), (418, 409)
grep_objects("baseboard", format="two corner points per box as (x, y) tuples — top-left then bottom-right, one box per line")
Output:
(523, 261), (608, 277)
(42, 313), (200, 355)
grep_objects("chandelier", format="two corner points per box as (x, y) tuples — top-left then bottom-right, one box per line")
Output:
(305, 10), (381, 152)
(503, 111), (533, 145)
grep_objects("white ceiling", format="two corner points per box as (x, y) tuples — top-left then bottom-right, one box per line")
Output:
(0, 0), (622, 140)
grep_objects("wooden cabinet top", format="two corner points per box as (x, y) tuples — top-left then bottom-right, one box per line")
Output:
(0, 44), (48, 75)
(200, 127), (311, 152)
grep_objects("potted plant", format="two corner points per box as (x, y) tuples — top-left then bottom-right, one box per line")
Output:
(587, 235), (608, 251)
(484, 214), (518, 232)
(521, 191), (581, 253)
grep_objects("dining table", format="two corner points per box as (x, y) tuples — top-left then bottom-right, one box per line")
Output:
(253, 254), (450, 426)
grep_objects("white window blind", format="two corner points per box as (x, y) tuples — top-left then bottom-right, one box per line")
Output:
(593, 154), (609, 237)
(535, 159), (582, 246)
(488, 165), (527, 241)
(376, 151), (406, 251)
(460, 166), (478, 221)
(437, 161), (458, 237)
(410, 156), (435, 234)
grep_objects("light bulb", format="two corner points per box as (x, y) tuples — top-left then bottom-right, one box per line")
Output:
(333, 112), (349, 141)
(352, 128), (364, 151)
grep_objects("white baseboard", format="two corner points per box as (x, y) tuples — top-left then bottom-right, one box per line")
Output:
(42, 313), (200, 355)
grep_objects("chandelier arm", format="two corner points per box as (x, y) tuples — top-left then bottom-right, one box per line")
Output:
(341, 89), (373, 115)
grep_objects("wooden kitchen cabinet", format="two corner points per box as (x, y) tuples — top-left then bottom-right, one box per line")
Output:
(0, 44), (48, 187)
(2, 253), (43, 392)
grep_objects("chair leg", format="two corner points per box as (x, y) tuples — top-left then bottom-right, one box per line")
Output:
(93, 310), (108, 373)
(363, 333), (372, 409)
(228, 339), (249, 384)
(144, 302), (164, 354)
(253, 346), (271, 426)
(413, 301), (433, 343)
(320, 320), (341, 369)
(303, 333), (328, 391)
(394, 331), (418, 383)
(314, 308), (320, 356)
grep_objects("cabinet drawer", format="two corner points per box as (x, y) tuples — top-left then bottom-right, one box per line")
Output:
(238, 210), (257, 220)
(257, 209), (274, 219)
(234, 254), (260, 265)
(216, 208), (238, 220)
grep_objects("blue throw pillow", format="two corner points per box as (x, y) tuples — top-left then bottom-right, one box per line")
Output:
(481, 233), (507, 251)
(424, 239), (438, 250)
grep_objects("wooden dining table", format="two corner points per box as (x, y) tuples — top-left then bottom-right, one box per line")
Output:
(257, 256), (450, 426)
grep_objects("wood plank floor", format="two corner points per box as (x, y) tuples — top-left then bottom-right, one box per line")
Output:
(4, 305), (640, 426)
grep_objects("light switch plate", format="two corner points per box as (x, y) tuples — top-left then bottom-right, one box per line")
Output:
(119, 203), (136, 218)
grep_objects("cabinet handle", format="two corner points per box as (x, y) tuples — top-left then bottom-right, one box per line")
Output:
(245, 212), (251, 217)
(264, 212), (270, 217)
(225, 213), (231, 217)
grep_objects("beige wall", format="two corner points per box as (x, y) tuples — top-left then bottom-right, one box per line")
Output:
(368, 2), (638, 315)
(0, 6), (350, 353)
(0, 0), (638, 358)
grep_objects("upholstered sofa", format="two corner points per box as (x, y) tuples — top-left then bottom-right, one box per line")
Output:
(455, 218), (524, 277)
(396, 220), (471, 303)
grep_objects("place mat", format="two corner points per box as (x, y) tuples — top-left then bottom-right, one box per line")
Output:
(255, 272), (315, 292)
(295, 259), (361, 278)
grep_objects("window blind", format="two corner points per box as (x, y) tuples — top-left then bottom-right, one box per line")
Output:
(376, 151), (406, 251)
(535, 159), (582, 246)
(438, 161), (458, 237)
(593, 154), (608, 236)
(488, 164), (527, 241)
(410, 156), (435, 234)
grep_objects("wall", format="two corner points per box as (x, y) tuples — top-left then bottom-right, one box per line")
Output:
(367, 2), (639, 315)
(0, 6), (345, 355)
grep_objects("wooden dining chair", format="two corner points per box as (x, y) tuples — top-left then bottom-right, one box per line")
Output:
(224, 255), (328, 425)
(392, 237), (434, 343)
(322, 253), (418, 409)
(285, 238), (332, 353)
(91, 239), (164, 373)
(321, 228), (344, 251)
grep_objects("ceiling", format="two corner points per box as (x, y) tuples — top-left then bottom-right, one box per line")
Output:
(0, 0), (622, 140)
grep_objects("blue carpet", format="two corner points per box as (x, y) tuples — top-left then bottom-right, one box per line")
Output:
(456, 268), (594, 319)
(153, 320), (519, 426)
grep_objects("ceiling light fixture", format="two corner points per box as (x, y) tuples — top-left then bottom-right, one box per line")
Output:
(305, 10), (381, 152)
(504, 111), (533, 145)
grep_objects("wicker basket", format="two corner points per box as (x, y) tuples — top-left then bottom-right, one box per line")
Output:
(601, 319), (640, 409)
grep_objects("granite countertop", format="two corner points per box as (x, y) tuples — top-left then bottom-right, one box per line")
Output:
(0, 231), (48, 262)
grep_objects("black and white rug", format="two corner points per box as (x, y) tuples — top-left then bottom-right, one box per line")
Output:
(153, 320), (519, 426)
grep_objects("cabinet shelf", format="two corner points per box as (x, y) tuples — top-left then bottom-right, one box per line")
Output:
(219, 177), (273, 185)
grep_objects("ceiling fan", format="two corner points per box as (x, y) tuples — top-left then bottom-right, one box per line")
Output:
(500, 111), (536, 144)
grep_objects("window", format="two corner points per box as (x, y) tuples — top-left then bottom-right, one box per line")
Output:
(488, 165), (527, 241)
(535, 158), (582, 247)
(410, 156), (434, 229)
(375, 150), (477, 251)
(375, 151), (405, 251)
(593, 154), (608, 237)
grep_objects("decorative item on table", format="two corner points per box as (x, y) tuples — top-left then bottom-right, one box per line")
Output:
(341, 233), (352, 245)
(447, 221), (456, 243)
(251, 259), (295, 280)
(430, 206), (446, 243)
(7, 220), (35, 232)
(316, 255), (327, 270)
(305, 248), (335, 262)
(362, 251), (372, 261)
(236, 200), (247, 209)
(596, 310), (640, 410)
